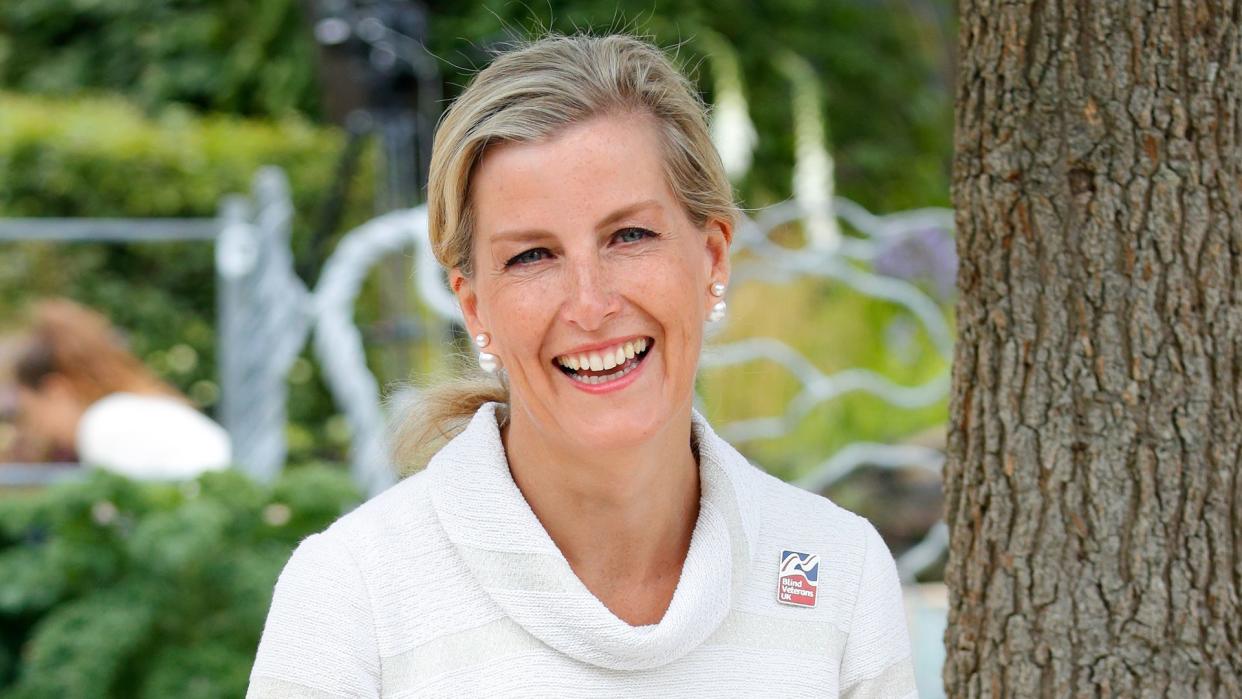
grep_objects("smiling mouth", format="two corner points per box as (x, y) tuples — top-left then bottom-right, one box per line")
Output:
(553, 337), (653, 386)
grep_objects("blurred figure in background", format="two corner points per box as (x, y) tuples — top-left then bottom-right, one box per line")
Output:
(2, 298), (231, 480)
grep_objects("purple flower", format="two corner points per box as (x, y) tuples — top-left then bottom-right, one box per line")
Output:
(872, 227), (958, 300)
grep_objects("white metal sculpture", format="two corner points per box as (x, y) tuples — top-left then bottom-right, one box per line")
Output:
(708, 200), (955, 583)
(310, 207), (430, 496)
(216, 169), (424, 495)
(216, 168), (313, 485)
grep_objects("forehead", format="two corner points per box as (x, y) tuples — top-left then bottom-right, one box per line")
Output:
(470, 114), (676, 234)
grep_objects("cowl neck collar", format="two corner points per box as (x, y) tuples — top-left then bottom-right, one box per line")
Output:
(427, 403), (761, 671)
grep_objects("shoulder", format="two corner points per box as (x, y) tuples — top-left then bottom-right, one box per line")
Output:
(292, 405), (501, 582)
(738, 463), (897, 624)
(266, 471), (440, 634)
(259, 500), (455, 699)
(315, 469), (437, 552)
(693, 411), (871, 552)
(251, 524), (387, 695)
(751, 466), (870, 533)
(267, 462), (505, 662)
(296, 469), (449, 603)
(692, 412), (882, 597)
(744, 462), (876, 558)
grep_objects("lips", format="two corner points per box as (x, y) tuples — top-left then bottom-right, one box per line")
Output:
(555, 338), (649, 372)
(553, 337), (653, 386)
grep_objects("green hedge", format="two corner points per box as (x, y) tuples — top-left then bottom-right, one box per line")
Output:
(0, 92), (375, 464)
(426, 1), (954, 212)
(0, 92), (346, 218)
(0, 0), (319, 119)
(0, 1), (954, 212)
(0, 466), (361, 697)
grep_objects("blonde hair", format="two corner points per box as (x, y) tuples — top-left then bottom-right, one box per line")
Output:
(392, 33), (737, 473)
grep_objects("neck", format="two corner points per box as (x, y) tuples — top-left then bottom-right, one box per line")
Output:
(502, 405), (701, 625)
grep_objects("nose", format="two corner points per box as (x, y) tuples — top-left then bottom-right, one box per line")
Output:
(561, 255), (621, 332)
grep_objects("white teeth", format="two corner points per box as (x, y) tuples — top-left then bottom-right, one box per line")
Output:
(556, 338), (651, 376)
(566, 353), (642, 385)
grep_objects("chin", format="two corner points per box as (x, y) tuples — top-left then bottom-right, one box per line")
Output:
(561, 380), (690, 452)
(522, 347), (695, 451)
(561, 407), (673, 452)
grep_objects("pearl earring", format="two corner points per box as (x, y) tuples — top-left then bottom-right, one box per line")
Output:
(708, 281), (727, 323)
(474, 332), (499, 374)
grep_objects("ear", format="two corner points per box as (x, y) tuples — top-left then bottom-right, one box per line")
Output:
(449, 268), (484, 339)
(702, 216), (733, 292)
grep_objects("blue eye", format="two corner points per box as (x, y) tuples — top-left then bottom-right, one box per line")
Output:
(615, 227), (655, 244)
(505, 248), (550, 267)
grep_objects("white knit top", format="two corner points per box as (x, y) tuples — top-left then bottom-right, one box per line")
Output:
(248, 403), (916, 698)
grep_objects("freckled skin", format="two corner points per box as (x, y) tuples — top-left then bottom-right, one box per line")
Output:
(452, 113), (731, 455)
(448, 114), (732, 623)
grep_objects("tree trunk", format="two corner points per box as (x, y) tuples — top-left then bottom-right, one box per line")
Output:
(945, 1), (1242, 696)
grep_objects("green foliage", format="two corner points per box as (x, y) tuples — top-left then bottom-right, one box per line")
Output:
(0, 466), (361, 697)
(0, 92), (375, 463)
(418, 3), (958, 476)
(0, 1), (954, 212)
(0, 4), (955, 470)
(0, 0), (319, 118)
(700, 276), (952, 480)
(392, 0), (953, 212)
(0, 2), (954, 557)
(0, 93), (337, 218)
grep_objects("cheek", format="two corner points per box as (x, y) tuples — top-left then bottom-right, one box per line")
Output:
(629, 256), (706, 338)
(483, 280), (560, 357)
(660, 242), (710, 310)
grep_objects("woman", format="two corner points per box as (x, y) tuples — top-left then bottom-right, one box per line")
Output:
(250, 34), (915, 697)
(6, 298), (231, 480)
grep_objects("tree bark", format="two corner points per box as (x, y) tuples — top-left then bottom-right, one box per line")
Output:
(945, 1), (1242, 696)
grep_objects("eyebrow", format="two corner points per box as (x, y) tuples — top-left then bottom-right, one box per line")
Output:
(490, 199), (664, 242)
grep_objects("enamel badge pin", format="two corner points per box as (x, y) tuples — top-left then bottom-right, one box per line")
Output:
(777, 550), (819, 607)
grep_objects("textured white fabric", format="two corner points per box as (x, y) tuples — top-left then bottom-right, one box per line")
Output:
(76, 392), (231, 480)
(249, 403), (916, 697)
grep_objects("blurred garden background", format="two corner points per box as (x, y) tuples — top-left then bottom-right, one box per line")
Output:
(0, 1), (957, 695)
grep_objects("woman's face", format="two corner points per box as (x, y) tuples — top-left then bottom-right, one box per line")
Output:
(451, 113), (731, 452)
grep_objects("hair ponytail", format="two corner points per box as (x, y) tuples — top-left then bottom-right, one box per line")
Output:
(387, 371), (508, 475)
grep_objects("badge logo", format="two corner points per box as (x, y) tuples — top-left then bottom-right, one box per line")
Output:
(777, 550), (819, 607)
